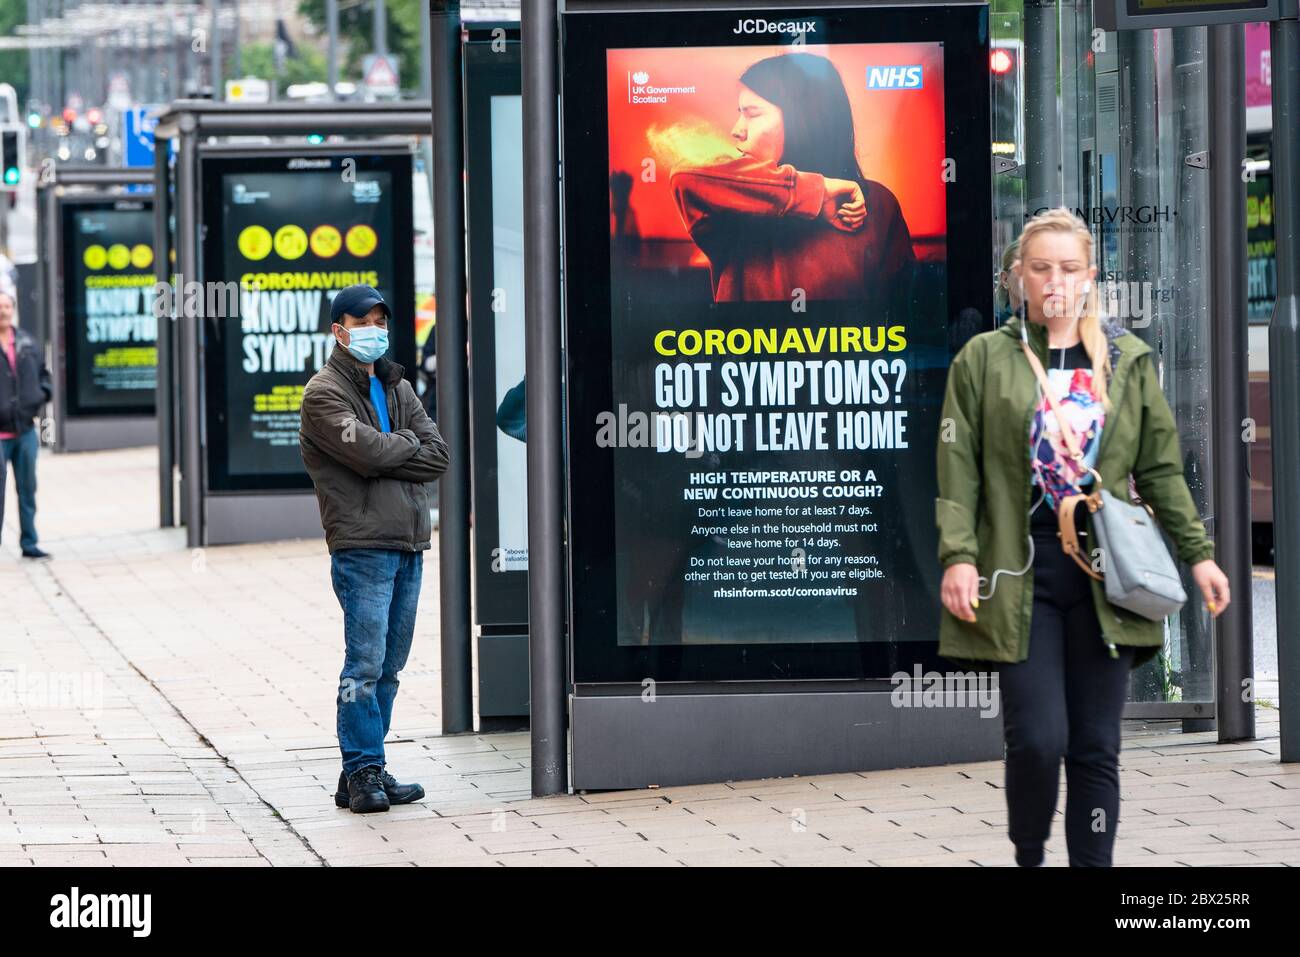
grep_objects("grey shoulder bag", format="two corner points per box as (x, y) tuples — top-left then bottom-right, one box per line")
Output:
(1021, 340), (1187, 622)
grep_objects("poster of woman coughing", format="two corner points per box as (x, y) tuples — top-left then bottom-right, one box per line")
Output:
(562, 6), (992, 682)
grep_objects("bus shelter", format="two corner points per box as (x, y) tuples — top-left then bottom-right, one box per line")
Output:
(510, 0), (1294, 794)
(37, 165), (157, 453)
(150, 101), (432, 548)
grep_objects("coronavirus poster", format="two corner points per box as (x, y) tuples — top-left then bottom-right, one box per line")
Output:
(563, 7), (992, 681)
(62, 200), (157, 416)
(200, 152), (415, 491)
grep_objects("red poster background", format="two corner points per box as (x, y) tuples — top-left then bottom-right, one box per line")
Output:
(606, 42), (947, 261)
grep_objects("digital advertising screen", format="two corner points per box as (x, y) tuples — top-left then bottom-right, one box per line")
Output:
(60, 198), (157, 417)
(1097, 0), (1276, 30)
(1246, 171), (1274, 324)
(562, 6), (993, 683)
(199, 151), (416, 492)
(466, 32), (529, 626)
(1130, 0), (1271, 13)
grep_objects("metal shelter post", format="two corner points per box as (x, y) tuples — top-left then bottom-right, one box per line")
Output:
(175, 119), (204, 550)
(155, 142), (176, 528)
(1024, 0), (1062, 212)
(1207, 23), (1255, 743)
(430, 0), (474, 735)
(1270, 2), (1300, 760)
(522, 0), (567, 796)
(39, 180), (61, 449)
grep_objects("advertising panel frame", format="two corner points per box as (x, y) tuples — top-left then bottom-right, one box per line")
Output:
(58, 195), (159, 420)
(561, 3), (995, 686)
(197, 148), (418, 496)
(47, 188), (159, 453)
(1094, 0), (1279, 32)
(152, 103), (433, 550)
(467, 25), (531, 629)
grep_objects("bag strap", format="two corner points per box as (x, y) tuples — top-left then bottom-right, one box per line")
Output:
(1020, 339), (1085, 462)
(1058, 492), (1105, 580)
(1022, 338), (1107, 580)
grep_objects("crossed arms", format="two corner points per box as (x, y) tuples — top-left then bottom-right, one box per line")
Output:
(300, 380), (449, 483)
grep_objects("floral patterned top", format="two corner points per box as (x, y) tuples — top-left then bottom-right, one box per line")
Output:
(1030, 343), (1105, 515)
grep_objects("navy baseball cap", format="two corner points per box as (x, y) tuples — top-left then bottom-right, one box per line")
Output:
(330, 284), (391, 324)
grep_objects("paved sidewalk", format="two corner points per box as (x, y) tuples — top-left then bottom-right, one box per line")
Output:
(2, 445), (1298, 866)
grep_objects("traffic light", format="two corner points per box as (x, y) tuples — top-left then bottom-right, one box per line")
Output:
(990, 41), (1022, 163)
(1, 129), (21, 190)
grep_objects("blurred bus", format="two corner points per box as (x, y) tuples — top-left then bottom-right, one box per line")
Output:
(1246, 22), (1275, 563)
(1246, 153), (1274, 563)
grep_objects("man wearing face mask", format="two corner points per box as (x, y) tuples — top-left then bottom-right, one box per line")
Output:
(299, 284), (450, 814)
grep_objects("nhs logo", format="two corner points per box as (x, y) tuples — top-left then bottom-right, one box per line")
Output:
(866, 65), (923, 90)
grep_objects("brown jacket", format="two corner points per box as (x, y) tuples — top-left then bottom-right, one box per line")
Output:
(299, 344), (449, 554)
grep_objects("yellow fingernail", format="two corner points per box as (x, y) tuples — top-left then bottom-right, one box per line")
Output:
(1208, 601), (1217, 613)
(972, 598), (979, 609)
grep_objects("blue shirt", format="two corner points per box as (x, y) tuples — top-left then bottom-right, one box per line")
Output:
(368, 375), (391, 432)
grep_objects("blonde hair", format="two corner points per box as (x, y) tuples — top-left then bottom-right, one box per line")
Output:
(1012, 207), (1111, 410)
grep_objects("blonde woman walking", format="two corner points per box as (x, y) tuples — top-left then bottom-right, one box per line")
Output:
(935, 207), (1230, 866)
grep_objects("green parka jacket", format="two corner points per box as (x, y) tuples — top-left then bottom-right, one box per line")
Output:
(935, 310), (1216, 670)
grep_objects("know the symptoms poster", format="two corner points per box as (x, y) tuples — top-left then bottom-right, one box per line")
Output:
(216, 167), (397, 479)
(69, 204), (157, 413)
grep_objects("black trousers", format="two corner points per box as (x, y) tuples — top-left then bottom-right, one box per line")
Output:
(996, 519), (1135, 867)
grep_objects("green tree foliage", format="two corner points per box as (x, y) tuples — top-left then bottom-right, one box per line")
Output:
(237, 41), (330, 89)
(297, 0), (424, 92)
(0, 0), (31, 107)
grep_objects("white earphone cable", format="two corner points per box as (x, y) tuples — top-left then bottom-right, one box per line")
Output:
(974, 270), (1079, 602)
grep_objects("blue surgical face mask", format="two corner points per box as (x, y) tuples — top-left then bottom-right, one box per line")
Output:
(342, 324), (388, 363)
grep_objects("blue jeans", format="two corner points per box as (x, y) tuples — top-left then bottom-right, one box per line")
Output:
(330, 548), (423, 776)
(0, 427), (40, 552)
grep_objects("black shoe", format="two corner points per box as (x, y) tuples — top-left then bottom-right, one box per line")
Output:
(342, 765), (389, 813)
(379, 769), (425, 805)
(21, 547), (50, 560)
(335, 768), (424, 808)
